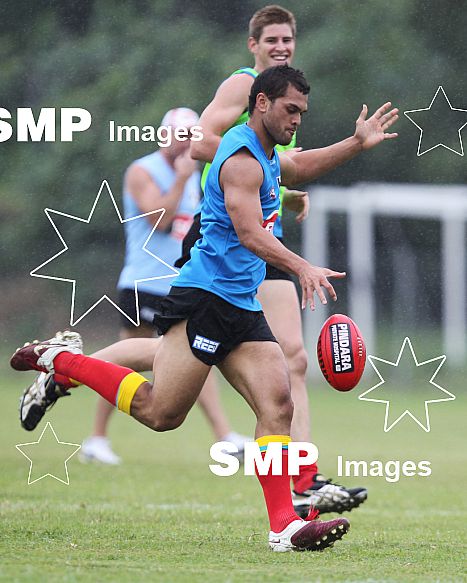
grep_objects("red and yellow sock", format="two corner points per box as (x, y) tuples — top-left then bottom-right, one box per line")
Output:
(255, 435), (299, 533)
(292, 456), (319, 494)
(54, 373), (80, 388)
(53, 353), (147, 414)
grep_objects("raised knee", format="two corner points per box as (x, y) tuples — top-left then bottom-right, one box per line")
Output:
(147, 412), (186, 432)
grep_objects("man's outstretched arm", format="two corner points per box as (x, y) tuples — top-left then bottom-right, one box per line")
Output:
(222, 150), (345, 310)
(280, 102), (399, 187)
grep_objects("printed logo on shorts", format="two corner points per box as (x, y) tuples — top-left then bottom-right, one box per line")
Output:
(192, 335), (220, 354)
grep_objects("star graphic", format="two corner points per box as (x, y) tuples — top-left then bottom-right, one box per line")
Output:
(30, 180), (178, 326)
(404, 86), (467, 156)
(358, 337), (455, 432)
(16, 422), (81, 485)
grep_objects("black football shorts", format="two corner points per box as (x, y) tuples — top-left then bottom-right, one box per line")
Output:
(173, 213), (202, 268)
(118, 289), (165, 328)
(152, 286), (277, 365)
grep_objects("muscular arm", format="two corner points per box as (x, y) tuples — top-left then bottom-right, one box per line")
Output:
(223, 151), (307, 274)
(222, 150), (345, 309)
(126, 155), (194, 230)
(280, 102), (399, 187)
(190, 74), (254, 163)
(279, 136), (363, 187)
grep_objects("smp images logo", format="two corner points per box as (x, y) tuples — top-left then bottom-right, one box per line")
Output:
(209, 441), (319, 476)
(0, 108), (92, 142)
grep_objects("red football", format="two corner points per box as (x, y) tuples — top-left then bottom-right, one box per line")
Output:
(317, 314), (366, 391)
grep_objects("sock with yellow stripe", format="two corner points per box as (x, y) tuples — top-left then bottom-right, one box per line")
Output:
(53, 373), (80, 388)
(255, 435), (299, 532)
(53, 353), (147, 414)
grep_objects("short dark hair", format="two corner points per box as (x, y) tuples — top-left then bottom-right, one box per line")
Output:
(248, 65), (310, 115)
(249, 5), (296, 41)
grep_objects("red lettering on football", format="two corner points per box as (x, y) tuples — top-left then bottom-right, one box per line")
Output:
(317, 314), (366, 391)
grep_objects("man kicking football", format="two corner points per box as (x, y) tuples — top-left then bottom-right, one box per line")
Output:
(11, 66), (398, 551)
(17, 4), (398, 518)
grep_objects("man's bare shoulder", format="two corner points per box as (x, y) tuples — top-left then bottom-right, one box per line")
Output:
(215, 72), (255, 103)
(220, 148), (263, 188)
(125, 163), (152, 185)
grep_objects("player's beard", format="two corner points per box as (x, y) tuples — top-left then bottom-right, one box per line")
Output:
(262, 116), (293, 147)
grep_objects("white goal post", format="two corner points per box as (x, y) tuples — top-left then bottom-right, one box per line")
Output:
(302, 183), (467, 371)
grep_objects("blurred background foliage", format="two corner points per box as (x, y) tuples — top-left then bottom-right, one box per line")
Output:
(0, 0), (466, 345)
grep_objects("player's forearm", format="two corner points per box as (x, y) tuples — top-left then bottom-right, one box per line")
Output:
(285, 136), (363, 186)
(239, 228), (308, 277)
(190, 132), (221, 163)
(157, 176), (189, 229)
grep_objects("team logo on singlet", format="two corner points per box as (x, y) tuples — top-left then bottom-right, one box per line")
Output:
(262, 210), (279, 233)
(269, 187), (276, 199)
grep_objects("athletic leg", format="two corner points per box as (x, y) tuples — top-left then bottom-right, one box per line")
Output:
(257, 280), (316, 488)
(13, 322), (210, 432)
(258, 278), (368, 514)
(130, 321), (211, 430)
(91, 337), (246, 441)
(92, 334), (160, 371)
(195, 371), (230, 439)
(217, 340), (349, 551)
(218, 341), (292, 437)
(11, 326), (350, 550)
(81, 325), (158, 463)
(196, 370), (251, 453)
(91, 327), (155, 434)
(17, 332), (249, 443)
(218, 340), (297, 532)
(257, 279), (310, 440)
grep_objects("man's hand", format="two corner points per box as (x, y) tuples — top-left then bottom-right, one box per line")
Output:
(174, 150), (197, 180)
(354, 102), (399, 150)
(282, 189), (309, 222)
(298, 265), (346, 310)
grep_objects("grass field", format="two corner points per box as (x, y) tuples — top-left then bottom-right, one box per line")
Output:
(0, 363), (466, 583)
